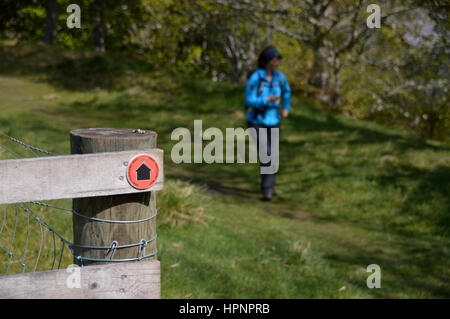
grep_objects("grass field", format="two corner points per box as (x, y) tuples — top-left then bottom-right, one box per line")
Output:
(0, 42), (449, 298)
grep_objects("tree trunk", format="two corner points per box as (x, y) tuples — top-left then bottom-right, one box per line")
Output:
(308, 43), (343, 110)
(308, 42), (329, 89)
(44, 0), (57, 45)
(92, 0), (105, 52)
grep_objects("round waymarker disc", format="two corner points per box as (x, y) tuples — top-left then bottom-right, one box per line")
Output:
(126, 154), (159, 190)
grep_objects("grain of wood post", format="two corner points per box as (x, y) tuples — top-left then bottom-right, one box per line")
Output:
(70, 128), (158, 266)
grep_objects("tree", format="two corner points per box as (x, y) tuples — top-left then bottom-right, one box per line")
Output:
(340, 2), (449, 140)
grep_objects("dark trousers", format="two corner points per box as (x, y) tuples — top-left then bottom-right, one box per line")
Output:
(247, 121), (280, 192)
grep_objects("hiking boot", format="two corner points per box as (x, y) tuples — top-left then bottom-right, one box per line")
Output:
(262, 189), (273, 201)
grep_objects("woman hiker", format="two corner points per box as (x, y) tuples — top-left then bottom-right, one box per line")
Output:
(244, 45), (292, 201)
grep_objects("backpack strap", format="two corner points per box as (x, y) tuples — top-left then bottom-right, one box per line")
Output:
(245, 69), (263, 110)
(275, 70), (282, 87)
(256, 70), (264, 94)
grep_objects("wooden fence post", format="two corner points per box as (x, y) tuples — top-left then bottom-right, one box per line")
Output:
(70, 128), (158, 266)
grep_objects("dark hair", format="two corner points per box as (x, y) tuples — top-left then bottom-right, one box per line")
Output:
(258, 45), (282, 69)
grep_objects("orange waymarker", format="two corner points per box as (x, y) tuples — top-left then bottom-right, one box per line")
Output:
(126, 154), (159, 190)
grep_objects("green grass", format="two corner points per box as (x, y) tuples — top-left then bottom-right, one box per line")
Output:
(0, 42), (449, 298)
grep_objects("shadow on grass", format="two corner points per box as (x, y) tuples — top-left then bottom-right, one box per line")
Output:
(287, 112), (448, 152)
(278, 112), (450, 235)
(2, 42), (449, 298)
(324, 235), (450, 298)
(53, 91), (449, 237)
(375, 163), (450, 236)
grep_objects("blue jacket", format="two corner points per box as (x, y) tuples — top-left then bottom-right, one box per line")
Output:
(245, 68), (291, 126)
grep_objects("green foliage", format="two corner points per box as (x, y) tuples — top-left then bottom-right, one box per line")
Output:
(340, 7), (449, 141)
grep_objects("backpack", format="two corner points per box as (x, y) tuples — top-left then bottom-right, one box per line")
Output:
(246, 69), (282, 94)
(245, 69), (282, 119)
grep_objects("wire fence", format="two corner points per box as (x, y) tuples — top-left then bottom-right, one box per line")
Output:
(0, 131), (158, 276)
